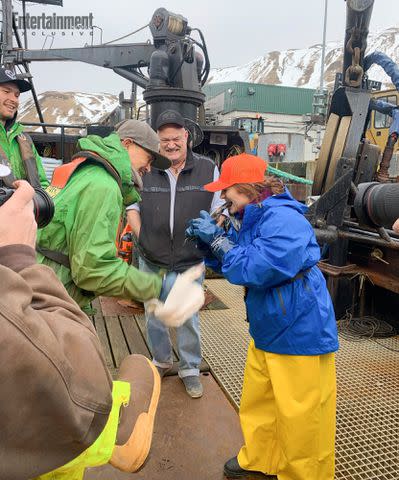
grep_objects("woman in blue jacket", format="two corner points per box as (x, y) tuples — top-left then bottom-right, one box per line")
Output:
(186, 153), (338, 480)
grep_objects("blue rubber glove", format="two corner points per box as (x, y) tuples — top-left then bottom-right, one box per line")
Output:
(186, 210), (224, 246)
(185, 228), (212, 255)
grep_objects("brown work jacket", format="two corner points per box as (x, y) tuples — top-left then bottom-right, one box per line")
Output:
(0, 245), (112, 479)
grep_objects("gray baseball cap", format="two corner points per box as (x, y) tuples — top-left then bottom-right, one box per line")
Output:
(115, 119), (171, 170)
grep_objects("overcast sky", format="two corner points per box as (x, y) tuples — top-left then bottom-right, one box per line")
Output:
(12, 0), (398, 96)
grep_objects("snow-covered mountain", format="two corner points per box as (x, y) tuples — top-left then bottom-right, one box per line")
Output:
(208, 27), (399, 90)
(19, 91), (119, 132)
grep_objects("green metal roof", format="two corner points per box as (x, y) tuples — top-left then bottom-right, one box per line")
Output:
(203, 81), (315, 116)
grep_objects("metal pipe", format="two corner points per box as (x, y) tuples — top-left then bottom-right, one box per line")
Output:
(19, 44), (154, 67)
(377, 227), (392, 243)
(21, 122), (86, 128)
(343, 220), (399, 239)
(113, 67), (149, 89)
(12, 15), (47, 133)
(377, 132), (398, 182)
(135, 104), (145, 120)
(314, 228), (339, 244)
(61, 126), (64, 162)
(1, 0), (13, 54)
(339, 229), (399, 250)
(315, 227), (399, 250)
(317, 0), (328, 148)
(22, 0), (27, 50)
(319, 0), (328, 92)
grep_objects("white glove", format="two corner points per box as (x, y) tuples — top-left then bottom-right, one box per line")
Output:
(145, 264), (205, 327)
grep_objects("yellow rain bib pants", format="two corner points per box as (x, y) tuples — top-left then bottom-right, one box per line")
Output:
(34, 381), (130, 480)
(238, 340), (336, 480)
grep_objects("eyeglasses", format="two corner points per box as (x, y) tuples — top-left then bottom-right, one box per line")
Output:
(159, 136), (186, 145)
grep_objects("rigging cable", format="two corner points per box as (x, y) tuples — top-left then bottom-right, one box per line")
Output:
(102, 23), (149, 45)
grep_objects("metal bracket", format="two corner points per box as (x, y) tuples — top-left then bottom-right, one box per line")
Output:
(306, 158), (353, 228)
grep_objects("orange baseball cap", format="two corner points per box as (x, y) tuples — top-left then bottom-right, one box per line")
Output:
(204, 153), (268, 192)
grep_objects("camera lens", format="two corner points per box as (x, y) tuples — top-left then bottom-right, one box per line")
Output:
(0, 185), (54, 228)
(0, 187), (14, 205)
(354, 182), (399, 229)
(32, 188), (54, 228)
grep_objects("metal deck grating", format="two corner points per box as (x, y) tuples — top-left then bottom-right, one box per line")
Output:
(200, 279), (399, 480)
(335, 336), (398, 479)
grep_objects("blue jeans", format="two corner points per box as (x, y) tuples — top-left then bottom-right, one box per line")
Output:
(139, 257), (203, 378)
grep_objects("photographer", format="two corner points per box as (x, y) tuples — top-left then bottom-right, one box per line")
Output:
(0, 181), (162, 479)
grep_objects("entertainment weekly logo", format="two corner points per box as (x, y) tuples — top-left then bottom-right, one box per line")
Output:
(13, 12), (95, 37)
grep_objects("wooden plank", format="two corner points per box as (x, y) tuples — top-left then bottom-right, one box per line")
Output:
(134, 314), (147, 339)
(119, 315), (151, 357)
(98, 296), (144, 316)
(91, 298), (101, 317)
(324, 115), (352, 192)
(92, 298), (103, 316)
(312, 113), (340, 195)
(92, 300), (114, 369)
(105, 316), (129, 368)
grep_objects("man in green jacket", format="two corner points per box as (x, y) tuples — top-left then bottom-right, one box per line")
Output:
(0, 66), (48, 187)
(37, 120), (204, 319)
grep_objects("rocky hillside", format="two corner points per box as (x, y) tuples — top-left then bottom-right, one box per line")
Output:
(19, 91), (119, 132)
(208, 26), (399, 89)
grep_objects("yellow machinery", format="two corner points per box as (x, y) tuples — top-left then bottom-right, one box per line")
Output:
(366, 88), (399, 155)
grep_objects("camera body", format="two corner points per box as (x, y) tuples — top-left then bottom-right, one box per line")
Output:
(0, 182), (55, 228)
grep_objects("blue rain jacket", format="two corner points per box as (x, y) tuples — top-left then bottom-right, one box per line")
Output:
(211, 190), (338, 355)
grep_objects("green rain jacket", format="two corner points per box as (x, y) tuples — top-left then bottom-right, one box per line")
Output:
(0, 119), (49, 187)
(37, 133), (162, 307)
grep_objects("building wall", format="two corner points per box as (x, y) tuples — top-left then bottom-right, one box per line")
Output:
(210, 109), (323, 162)
(204, 82), (326, 162)
(203, 81), (315, 115)
(257, 133), (303, 162)
(214, 109), (303, 128)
